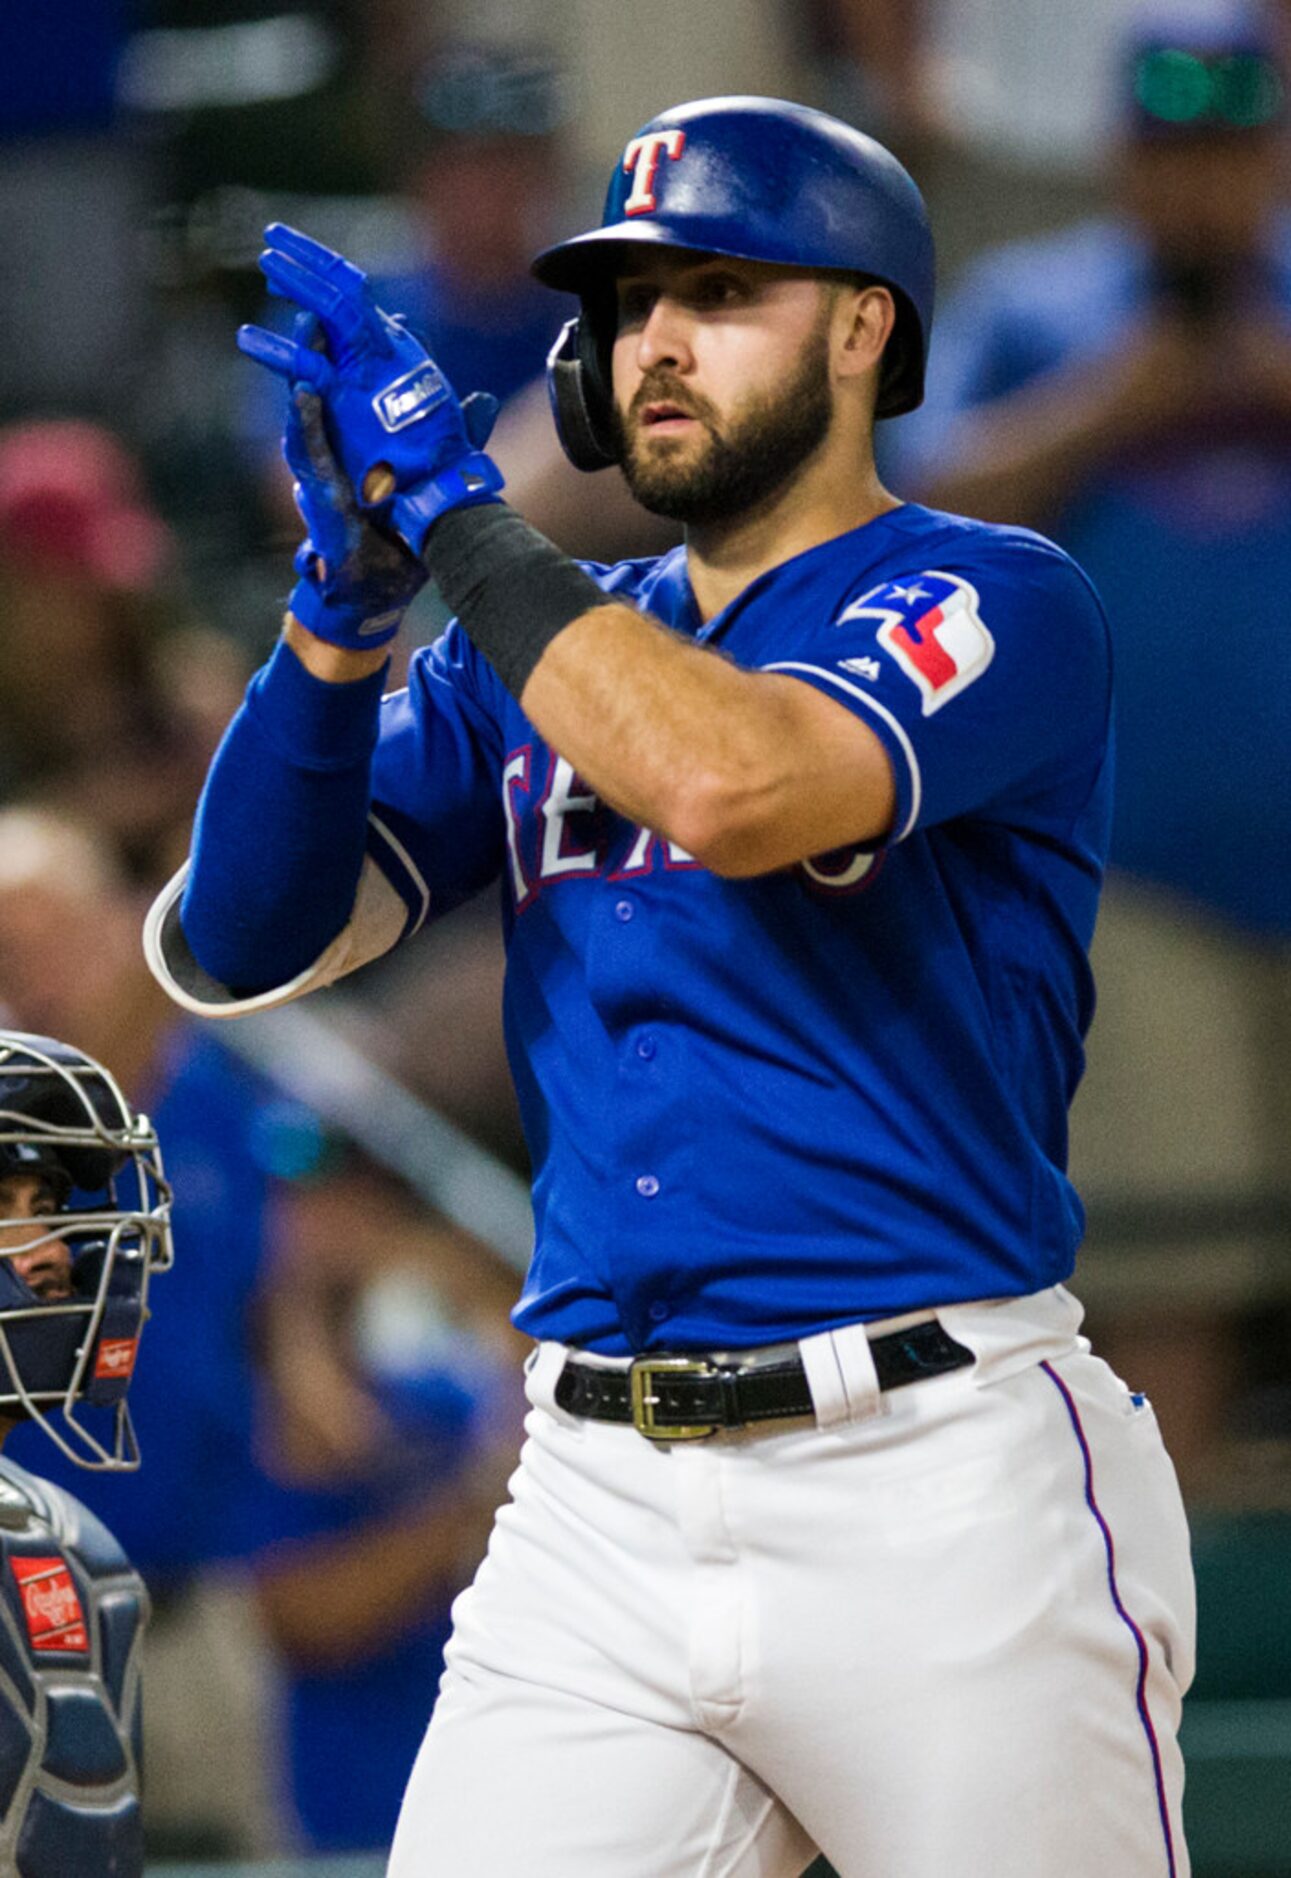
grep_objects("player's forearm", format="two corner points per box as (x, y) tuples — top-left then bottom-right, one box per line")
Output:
(420, 501), (730, 848)
(424, 503), (892, 874)
(180, 639), (382, 991)
(518, 604), (887, 873)
(521, 602), (769, 851)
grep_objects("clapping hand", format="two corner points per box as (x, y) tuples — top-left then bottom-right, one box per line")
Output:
(280, 338), (428, 650)
(238, 224), (504, 555)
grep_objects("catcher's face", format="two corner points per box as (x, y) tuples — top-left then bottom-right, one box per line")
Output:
(0, 1174), (75, 1302)
(610, 253), (838, 526)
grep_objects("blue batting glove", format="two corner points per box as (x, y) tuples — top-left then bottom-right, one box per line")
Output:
(237, 224), (505, 554)
(283, 371), (428, 649)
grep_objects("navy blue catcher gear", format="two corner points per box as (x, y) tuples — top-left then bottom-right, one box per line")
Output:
(532, 95), (936, 470)
(0, 1458), (148, 1874)
(0, 1035), (172, 1470)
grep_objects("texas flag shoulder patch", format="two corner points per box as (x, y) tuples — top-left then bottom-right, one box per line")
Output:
(836, 571), (994, 715)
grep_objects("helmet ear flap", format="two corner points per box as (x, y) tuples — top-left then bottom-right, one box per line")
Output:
(546, 314), (620, 472)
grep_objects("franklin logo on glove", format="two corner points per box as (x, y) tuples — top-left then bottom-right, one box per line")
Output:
(375, 365), (449, 433)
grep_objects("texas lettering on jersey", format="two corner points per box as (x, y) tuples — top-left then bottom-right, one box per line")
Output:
(836, 571), (995, 714)
(500, 750), (880, 905)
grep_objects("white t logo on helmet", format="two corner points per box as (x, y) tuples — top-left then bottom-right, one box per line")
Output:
(622, 130), (687, 215)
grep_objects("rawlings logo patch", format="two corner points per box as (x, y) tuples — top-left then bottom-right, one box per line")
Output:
(11, 1557), (89, 1653)
(836, 572), (995, 715)
(94, 1337), (138, 1380)
(373, 366), (449, 433)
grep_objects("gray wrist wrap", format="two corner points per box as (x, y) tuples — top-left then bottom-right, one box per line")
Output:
(423, 503), (606, 698)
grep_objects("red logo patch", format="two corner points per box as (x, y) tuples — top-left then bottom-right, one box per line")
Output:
(94, 1337), (138, 1381)
(11, 1557), (89, 1653)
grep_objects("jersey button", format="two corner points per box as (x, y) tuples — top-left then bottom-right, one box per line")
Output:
(648, 1299), (670, 1323)
(635, 1035), (657, 1061)
(614, 899), (634, 923)
(635, 1173), (660, 1198)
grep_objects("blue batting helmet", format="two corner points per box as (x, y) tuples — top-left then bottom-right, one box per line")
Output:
(532, 95), (936, 470)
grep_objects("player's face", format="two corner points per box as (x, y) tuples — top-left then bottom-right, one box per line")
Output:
(610, 255), (837, 525)
(0, 1175), (74, 1302)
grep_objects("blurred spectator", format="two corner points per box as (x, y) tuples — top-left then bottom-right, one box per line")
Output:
(361, 41), (672, 561)
(915, 0), (1152, 174)
(343, 898), (526, 1173)
(120, 1), (370, 199)
(240, 39), (668, 587)
(246, 1159), (525, 1853)
(0, 806), (527, 1854)
(890, 1), (1291, 1490)
(0, 805), (287, 1854)
(785, 0), (1158, 287)
(0, 421), (244, 880)
(795, 0), (941, 151)
(895, 2), (1291, 938)
(247, 41), (572, 481)
(409, 0), (804, 170)
(0, 0), (150, 423)
(375, 43), (574, 410)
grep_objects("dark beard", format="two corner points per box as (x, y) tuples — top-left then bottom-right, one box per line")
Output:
(613, 326), (834, 527)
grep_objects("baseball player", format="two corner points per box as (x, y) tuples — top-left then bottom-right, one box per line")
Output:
(0, 1031), (172, 1875)
(147, 98), (1195, 1876)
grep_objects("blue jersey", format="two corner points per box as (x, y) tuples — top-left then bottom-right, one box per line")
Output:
(366, 504), (1113, 1355)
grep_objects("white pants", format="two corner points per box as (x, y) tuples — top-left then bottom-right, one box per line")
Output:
(389, 1288), (1195, 1877)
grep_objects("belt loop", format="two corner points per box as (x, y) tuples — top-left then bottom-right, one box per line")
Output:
(936, 1285), (1084, 1388)
(526, 1341), (583, 1426)
(799, 1321), (884, 1430)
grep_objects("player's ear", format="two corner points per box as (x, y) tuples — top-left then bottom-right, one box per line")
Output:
(833, 284), (896, 382)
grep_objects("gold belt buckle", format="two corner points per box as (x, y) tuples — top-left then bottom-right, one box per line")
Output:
(629, 1356), (719, 1441)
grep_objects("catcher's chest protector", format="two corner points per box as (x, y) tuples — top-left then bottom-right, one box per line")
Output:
(0, 1459), (147, 1877)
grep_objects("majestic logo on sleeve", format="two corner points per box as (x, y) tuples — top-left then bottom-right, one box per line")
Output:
(622, 130), (687, 214)
(836, 572), (994, 715)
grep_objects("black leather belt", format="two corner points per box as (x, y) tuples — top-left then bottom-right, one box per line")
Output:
(554, 1319), (975, 1441)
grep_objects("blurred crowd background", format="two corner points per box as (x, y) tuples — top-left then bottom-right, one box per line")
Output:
(0, 0), (1289, 1869)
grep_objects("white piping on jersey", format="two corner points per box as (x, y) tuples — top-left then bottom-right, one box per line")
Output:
(368, 810), (432, 936)
(762, 661), (922, 843)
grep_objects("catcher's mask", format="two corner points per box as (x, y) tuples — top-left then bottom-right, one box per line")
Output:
(0, 1032), (172, 1470)
(532, 94), (936, 470)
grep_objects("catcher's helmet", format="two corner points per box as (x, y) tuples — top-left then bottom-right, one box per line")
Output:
(0, 1033), (172, 1470)
(532, 95), (935, 470)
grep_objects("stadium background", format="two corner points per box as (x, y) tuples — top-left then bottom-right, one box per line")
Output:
(0, 0), (1288, 1870)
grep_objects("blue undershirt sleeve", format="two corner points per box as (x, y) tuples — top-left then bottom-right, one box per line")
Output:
(180, 640), (387, 995)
